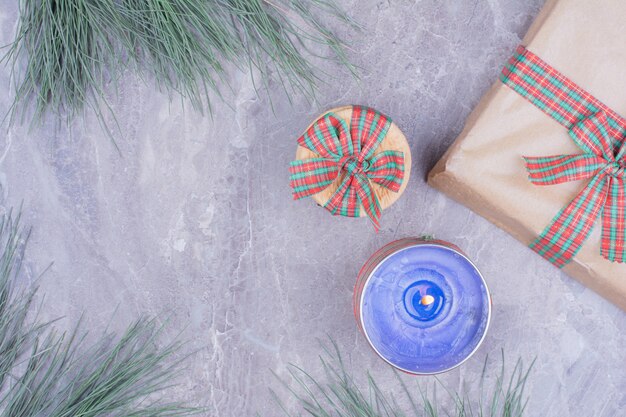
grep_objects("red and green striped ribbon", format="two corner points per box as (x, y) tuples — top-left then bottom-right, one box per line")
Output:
(289, 106), (404, 230)
(501, 46), (626, 266)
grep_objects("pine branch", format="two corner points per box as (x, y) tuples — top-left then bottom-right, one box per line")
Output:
(3, 0), (357, 132)
(270, 339), (534, 417)
(0, 209), (201, 416)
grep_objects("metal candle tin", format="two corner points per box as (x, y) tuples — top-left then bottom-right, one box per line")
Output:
(354, 238), (491, 375)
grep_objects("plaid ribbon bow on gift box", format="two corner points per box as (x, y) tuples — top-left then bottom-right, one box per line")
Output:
(289, 106), (404, 230)
(501, 46), (626, 267)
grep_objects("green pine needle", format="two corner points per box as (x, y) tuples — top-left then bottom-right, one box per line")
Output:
(270, 339), (534, 417)
(3, 0), (357, 132)
(0, 209), (201, 416)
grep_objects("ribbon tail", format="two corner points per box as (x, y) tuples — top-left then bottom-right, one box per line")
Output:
(324, 174), (359, 217)
(601, 177), (626, 262)
(355, 178), (382, 231)
(289, 158), (339, 199)
(531, 173), (610, 268)
(324, 173), (382, 231)
(523, 154), (606, 185)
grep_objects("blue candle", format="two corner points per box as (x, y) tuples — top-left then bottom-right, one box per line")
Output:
(354, 238), (491, 374)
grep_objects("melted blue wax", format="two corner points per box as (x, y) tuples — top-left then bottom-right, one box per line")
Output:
(361, 244), (490, 374)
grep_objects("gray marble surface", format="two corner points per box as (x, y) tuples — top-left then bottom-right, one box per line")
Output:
(1, 0), (625, 416)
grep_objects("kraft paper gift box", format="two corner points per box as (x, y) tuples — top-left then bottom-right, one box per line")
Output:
(428, 0), (626, 311)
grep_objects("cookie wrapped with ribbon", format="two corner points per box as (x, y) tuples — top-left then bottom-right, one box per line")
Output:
(428, 0), (626, 310)
(290, 106), (411, 230)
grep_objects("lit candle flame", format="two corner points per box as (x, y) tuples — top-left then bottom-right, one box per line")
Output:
(421, 295), (435, 306)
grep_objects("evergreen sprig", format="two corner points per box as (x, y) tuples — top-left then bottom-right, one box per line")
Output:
(0, 209), (200, 416)
(271, 340), (534, 417)
(3, 0), (356, 132)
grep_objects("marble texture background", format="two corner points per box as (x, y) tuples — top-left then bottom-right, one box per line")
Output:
(0, 0), (624, 416)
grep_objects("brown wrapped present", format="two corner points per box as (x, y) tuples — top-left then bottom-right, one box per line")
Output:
(428, 0), (626, 310)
